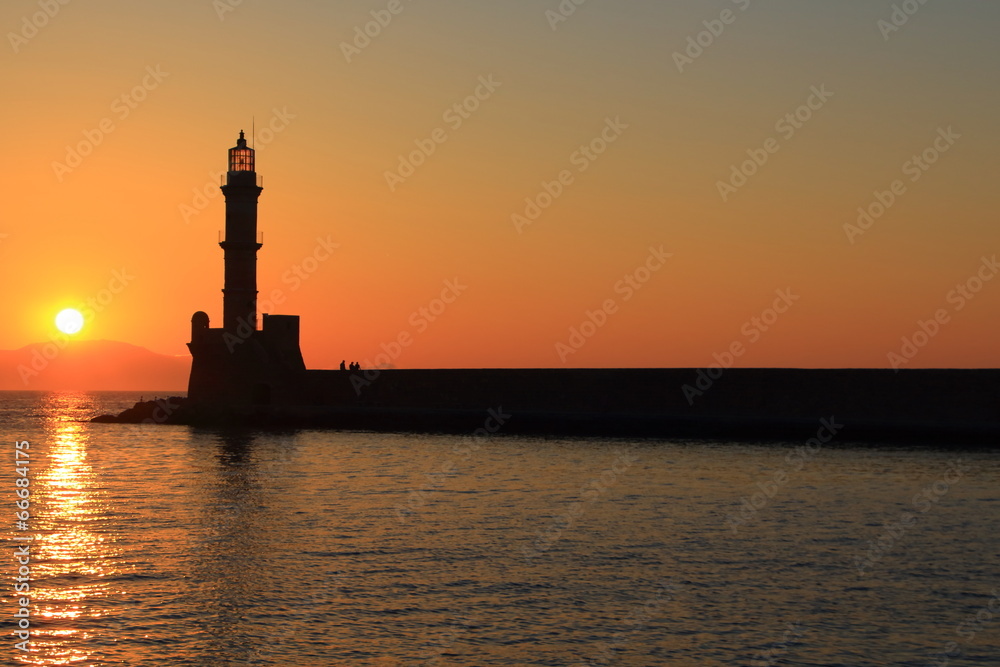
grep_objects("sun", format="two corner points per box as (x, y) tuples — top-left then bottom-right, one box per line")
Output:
(55, 308), (85, 335)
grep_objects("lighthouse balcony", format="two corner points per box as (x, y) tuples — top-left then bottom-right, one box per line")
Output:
(218, 231), (264, 244)
(220, 172), (263, 188)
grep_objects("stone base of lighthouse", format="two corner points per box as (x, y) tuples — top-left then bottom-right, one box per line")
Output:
(187, 311), (308, 408)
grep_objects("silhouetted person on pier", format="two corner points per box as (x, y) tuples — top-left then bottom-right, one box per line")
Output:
(340, 360), (346, 371)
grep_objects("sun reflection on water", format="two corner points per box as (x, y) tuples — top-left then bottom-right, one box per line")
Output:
(14, 392), (125, 665)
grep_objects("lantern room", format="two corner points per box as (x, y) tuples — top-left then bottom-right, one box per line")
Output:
(228, 130), (254, 172)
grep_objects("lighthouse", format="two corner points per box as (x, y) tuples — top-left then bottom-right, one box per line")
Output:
(186, 131), (305, 408)
(220, 130), (263, 332)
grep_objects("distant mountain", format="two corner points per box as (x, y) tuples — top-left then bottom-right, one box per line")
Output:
(0, 339), (189, 391)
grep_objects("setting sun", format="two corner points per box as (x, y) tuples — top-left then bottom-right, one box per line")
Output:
(55, 308), (85, 335)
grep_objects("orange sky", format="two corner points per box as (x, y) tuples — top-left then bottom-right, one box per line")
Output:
(2, 0), (998, 371)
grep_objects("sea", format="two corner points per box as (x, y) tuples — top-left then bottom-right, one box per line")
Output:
(1, 390), (998, 666)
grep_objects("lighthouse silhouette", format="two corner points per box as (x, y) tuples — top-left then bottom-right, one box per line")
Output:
(220, 130), (263, 332)
(186, 131), (306, 409)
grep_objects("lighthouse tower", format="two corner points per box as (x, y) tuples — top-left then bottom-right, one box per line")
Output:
(186, 131), (306, 409)
(220, 130), (263, 332)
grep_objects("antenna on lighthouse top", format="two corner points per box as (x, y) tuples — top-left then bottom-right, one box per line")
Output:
(252, 116), (255, 149)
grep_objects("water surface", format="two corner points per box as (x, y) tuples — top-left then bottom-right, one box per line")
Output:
(1, 391), (998, 665)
